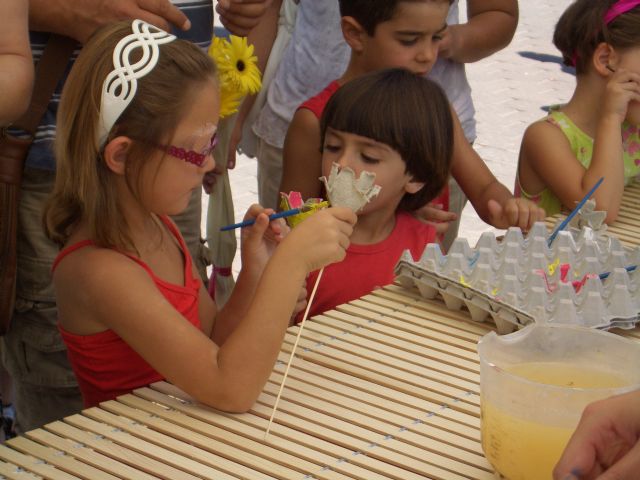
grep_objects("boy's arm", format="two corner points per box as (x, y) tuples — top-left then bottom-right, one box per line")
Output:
(280, 108), (325, 202)
(450, 108), (544, 230)
(225, 0), (282, 170)
(0, 0), (33, 125)
(246, 0), (282, 74)
(439, 0), (518, 63)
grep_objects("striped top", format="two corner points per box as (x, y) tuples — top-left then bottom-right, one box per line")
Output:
(26, 1), (213, 170)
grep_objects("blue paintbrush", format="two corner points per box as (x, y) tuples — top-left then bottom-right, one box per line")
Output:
(220, 207), (308, 232)
(599, 265), (637, 280)
(547, 177), (604, 247)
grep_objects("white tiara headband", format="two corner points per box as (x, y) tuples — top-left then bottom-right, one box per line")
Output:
(97, 19), (177, 146)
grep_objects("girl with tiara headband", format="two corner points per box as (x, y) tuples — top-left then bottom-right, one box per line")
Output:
(516, 0), (640, 223)
(44, 20), (356, 410)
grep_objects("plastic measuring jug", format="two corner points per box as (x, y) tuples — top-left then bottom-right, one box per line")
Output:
(478, 324), (640, 480)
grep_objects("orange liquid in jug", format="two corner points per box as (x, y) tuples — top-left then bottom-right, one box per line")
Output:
(481, 362), (628, 480)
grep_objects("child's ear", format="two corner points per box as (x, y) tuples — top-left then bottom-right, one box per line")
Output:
(103, 136), (132, 175)
(405, 178), (425, 195)
(341, 16), (367, 52)
(592, 42), (617, 76)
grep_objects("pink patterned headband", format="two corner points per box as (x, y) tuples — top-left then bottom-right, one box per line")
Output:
(570, 0), (640, 67)
(604, 0), (640, 25)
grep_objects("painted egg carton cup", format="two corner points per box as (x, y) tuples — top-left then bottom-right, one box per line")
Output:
(394, 222), (640, 334)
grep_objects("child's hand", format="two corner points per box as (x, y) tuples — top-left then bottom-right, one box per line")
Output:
(437, 24), (463, 61)
(553, 390), (640, 480)
(415, 202), (458, 235)
(283, 207), (357, 273)
(487, 198), (546, 232)
(240, 204), (288, 275)
(602, 68), (640, 124)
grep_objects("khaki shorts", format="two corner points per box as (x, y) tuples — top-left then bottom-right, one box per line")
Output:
(256, 138), (284, 210)
(2, 168), (82, 433)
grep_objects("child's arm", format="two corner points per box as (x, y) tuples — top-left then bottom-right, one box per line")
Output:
(519, 121), (624, 224)
(439, 0), (518, 63)
(519, 70), (640, 224)
(208, 204), (287, 343)
(449, 107), (545, 230)
(206, 208), (354, 409)
(203, 1), (281, 192)
(280, 108), (324, 202)
(0, 0), (32, 126)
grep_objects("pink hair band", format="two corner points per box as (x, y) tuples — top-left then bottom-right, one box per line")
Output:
(604, 0), (640, 25)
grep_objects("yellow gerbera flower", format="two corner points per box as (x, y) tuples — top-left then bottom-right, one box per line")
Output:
(208, 37), (232, 72)
(208, 35), (262, 118)
(224, 35), (261, 95)
(218, 88), (244, 119)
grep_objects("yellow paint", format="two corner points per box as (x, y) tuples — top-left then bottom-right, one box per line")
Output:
(547, 258), (560, 276)
(279, 195), (329, 228)
(482, 362), (628, 480)
(287, 201), (329, 228)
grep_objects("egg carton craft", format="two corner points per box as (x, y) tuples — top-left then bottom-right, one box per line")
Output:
(321, 162), (381, 212)
(564, 198), (607, 233)
(394, 221), (640, 334)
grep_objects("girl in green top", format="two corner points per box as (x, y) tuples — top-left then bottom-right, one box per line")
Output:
(516, 0), (640, 223)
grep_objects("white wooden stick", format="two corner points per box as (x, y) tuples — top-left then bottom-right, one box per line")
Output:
(264, 267), (325, 440)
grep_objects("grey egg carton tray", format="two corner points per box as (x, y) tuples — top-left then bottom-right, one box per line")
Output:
(394, 222), (640, 334)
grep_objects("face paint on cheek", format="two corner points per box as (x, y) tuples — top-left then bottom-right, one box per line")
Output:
(194, 123), (217, 139)
(183, 123), (219, 161)
(189, 123), (218, 150)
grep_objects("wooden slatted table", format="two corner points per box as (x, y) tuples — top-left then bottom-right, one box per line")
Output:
(545, 181), (640, 248)
(2, 284), (639, 479)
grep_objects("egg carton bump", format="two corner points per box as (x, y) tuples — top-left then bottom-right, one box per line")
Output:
(394, 222), (640, 334)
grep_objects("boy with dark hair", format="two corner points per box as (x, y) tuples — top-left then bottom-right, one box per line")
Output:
(281, 0), (544, 247)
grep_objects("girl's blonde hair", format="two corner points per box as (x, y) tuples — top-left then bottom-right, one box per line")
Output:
(45, 21), (217, 250)
(554, 0), (640, 74)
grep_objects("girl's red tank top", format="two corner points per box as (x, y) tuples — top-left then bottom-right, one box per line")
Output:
(53, 216), (202, 408)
